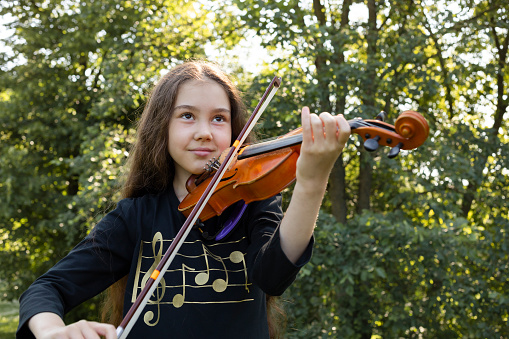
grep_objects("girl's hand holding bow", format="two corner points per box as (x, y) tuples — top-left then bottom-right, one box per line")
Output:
(29, 312), (117, 339)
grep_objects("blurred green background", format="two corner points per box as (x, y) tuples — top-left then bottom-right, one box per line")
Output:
(1, 0), (508, 337)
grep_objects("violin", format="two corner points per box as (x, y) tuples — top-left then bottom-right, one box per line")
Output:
(178, 110), (429, 221)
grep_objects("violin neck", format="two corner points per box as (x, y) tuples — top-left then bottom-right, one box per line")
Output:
(238, 134), (303, 160)
(238, 119), (363, 160)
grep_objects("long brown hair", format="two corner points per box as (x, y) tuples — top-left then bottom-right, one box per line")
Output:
(101, 60), (285, 337)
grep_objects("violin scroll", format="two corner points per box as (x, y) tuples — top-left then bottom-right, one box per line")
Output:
(394, 111), (429, 149)
(352, 110), (429, 157)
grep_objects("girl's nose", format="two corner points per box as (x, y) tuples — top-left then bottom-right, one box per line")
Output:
(194, 122), (213, 141)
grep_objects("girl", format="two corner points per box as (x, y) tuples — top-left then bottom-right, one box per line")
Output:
(17, 60), (350, 339)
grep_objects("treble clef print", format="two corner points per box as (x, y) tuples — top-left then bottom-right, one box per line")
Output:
(132, 232), (167, 326)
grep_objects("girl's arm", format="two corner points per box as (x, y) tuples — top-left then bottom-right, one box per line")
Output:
(28, 312), (117, 339)
(18, 198), (136, 338)
(279, 107), (351, 263)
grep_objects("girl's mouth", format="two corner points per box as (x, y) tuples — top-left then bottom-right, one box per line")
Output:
(190, 148), (214, 157)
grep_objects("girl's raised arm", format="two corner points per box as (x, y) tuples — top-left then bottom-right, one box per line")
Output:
(279, 106), (350, 263)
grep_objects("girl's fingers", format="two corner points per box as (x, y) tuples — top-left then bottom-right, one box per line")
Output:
(79, 323), (102, 339)
(301, 106), (313, 146)
(89, 322), (117, 339)
(319, 112), (337, 143)
(65, 327), (82, 339)
(297, 107), (351, 182)
(71, 320), (100, 339)
(41, 321), (117, 339)
(335, 114), (351, 146)
(309, 113), (323, 142)
(301, 107), (350, 152)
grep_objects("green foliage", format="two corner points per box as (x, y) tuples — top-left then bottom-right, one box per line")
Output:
(1, 0), (508, 336)
(233, 0), (509, 336)
(285, 211), (509, 338)
(0, 301), (18, 338)
(0, 0), (239, 316)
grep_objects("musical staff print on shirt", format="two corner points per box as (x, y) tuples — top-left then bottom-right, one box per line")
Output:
(131, 232), (252, 326)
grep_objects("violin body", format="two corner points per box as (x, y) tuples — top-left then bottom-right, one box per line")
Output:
(179, 138), (301, 220)
(178, 110), (429, 221)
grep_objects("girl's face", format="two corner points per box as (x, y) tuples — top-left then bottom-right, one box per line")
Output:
(168, 78), (232, 184)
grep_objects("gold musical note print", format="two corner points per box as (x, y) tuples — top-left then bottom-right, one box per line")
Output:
(131, 232), (253, 326)
(172, 264), (194, 308)
(195, 244), (228, 293)
(229, 250), (249, 292)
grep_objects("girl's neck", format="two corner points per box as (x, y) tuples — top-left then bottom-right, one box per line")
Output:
(173, 177), (188, 202)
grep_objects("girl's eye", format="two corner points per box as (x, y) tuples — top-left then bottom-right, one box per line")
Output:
(213, 115), (226, 122)
(181, 113), (193, 120)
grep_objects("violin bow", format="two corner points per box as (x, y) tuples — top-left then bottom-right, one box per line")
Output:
(116, 76), (282, 338)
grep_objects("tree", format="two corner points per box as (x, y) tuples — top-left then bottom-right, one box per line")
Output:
(0, 0), (240, 321)
(234, 0), (508, 336)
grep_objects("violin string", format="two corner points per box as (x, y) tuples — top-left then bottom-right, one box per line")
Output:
(209, 119), (395, 168)
(348, 119), (395, 131)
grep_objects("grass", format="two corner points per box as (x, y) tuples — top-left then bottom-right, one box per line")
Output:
(0, 301), (18, 338)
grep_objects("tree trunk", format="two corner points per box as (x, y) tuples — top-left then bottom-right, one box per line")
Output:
(357, 0), (378, 213)
(461, 18), (508, 216)
(329, 156), (347, 223)
(357, 149), (374, 212)
(327, 0), (351, 223)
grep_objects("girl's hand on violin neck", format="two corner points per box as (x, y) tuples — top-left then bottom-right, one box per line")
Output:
(296, 106), (350, 189)
(278, 107), (350, 263)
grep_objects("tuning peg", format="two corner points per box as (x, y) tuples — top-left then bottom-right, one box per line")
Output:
(364, 135), (380, 152)
(388, 142), (403, 158)
(376, 111), (387, 121)
(204, 157), (221, 172)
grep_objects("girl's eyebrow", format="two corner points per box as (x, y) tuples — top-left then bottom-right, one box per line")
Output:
(173, 104), (197, 112)
(173, 104), (231, 114)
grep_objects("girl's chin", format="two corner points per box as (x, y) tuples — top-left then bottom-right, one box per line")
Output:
(189, 167), (209, 176)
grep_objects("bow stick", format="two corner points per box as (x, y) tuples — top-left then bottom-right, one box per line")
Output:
(116, 76), (282, 338)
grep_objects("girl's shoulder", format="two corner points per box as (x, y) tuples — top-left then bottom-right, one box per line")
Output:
(100, 190), (177, 228)
(118, 189), (177, 209)
(93, 190), (176, 235)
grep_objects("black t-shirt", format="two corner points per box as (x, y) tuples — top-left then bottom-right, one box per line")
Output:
(17, 189), (313, 338)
